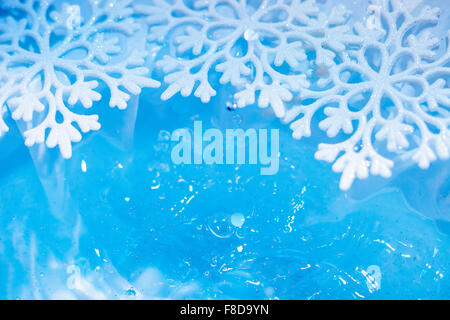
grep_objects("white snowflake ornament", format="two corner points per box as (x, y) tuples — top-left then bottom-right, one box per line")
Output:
(0, 0), (160, 158)
(136, 0), (360, 117)
(284, 0), (450, 190)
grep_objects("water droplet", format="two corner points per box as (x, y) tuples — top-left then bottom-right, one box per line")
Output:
(81, 160), (87, 172)
(244, 29), (258, 41)
(231, 212), (245, 228)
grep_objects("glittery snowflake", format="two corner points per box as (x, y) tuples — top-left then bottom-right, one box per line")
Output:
(283, 0), (450, 190)
(0, 0), (160, 158)
(136, 0), (359, 117)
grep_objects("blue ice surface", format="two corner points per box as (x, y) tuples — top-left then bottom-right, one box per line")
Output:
(0, 0), (449, 299)
(0, 82), (449, 300)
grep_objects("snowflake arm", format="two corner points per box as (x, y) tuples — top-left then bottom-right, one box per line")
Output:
(136, 0), (358, 117)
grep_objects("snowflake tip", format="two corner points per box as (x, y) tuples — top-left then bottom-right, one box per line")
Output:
(9, 94), (46, 122)
(235, 88), (256, 109)
(194, 82), (216, 103)
(77, 115), (101, 134)
(290, 118), (312, 140)
(68, 81), (101, 108)
(412, 144), (437, 169)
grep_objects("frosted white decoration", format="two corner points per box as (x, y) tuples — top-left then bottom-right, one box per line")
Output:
(135, 0), (359, 117)
(0, 0), (160, 158)
(283, 0), (450, 190)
